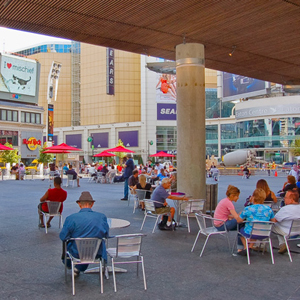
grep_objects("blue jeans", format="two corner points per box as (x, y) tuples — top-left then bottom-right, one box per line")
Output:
(216, 219), (237, 231)
(124, 177), (129, 199)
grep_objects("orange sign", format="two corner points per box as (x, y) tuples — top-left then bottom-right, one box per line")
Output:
(23, 137), (41, 151)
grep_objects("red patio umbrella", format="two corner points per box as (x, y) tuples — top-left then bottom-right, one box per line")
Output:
(93, 151), (116, 157)
(42, 150), (71, 154)
(45, 142), (82, 151)
(0, 143), (14, 150)
(106, 145), (135, 153)
(150, 151), (175, 157)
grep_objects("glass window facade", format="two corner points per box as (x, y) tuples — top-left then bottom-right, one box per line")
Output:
(156, 126), (177, 152)
(0, 130), (18, 146)
(20, 112), (41, 124)
(16, 44), (72, 56)
(0, 109), (18, 122)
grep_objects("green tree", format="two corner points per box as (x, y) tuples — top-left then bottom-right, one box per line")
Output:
(0, 143), (20, 164)
(38, 143), (54, 164)
(291, 138), (300, 156)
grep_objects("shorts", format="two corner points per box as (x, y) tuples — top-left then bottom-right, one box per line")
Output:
(38, 203), (48, 213)
(155, 206), (171, 214)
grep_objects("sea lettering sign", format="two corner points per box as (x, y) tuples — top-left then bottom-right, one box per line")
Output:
(106, 48), (114, 95)
(157, 103), (177, 120)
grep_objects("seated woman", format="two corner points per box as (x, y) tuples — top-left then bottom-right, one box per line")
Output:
(236, 188), (275, 255)
(278, 175), (296, 198)
(256, 179), (277, 203)
(214, 185), (240, 231)
(134, 174), (152, 209)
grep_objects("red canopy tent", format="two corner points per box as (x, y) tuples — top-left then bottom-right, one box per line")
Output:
(42, 150), (71, 154)
(93, 151), (116, 157)
(149, 151), (175, 157)
(0, 143), (14, 150)
(106, 145), (135, 153)
(45, 143), (81, 151)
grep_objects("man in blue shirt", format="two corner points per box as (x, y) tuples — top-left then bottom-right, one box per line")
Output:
(151, 178), (188, 229)
(59, 191), (109, 276)
(121, 153), (135, 200)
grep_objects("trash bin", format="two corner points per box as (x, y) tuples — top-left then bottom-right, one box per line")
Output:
(206, 183), (218, 215)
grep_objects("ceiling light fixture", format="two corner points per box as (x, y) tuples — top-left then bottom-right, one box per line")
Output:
(229, 45), (236, 57)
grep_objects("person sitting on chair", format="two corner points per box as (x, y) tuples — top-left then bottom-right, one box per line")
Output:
(38, 177), (67, 228)
(272, 189), (300, 254)
(243, 166), (250, 179)
(150, 178), (189, 229)
(59, 191), (109, 276)
(128, 169), (139, 189)
(236, 188), (275, 256)
(66, 165), (80, 187)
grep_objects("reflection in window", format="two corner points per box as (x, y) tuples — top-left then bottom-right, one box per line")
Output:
(156, 126), (177, 152)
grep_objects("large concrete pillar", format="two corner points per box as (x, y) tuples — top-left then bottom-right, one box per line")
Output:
(176, 43), (206, 199)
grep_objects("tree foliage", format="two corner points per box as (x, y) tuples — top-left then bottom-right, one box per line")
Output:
(37, 143), (54, 164)
(0, 143), (21, 164)
(291, 138), (300, 156)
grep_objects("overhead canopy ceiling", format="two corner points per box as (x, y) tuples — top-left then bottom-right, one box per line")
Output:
(1, 0), (300, 84)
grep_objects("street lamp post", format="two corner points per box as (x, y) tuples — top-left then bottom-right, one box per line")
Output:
(46, 61), (62, 147)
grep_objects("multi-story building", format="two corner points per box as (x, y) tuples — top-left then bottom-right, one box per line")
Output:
(5, 41), (300, 166)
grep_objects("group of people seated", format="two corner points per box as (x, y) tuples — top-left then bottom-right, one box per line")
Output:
(11, 163), (26, 180)
(38, 179), (109, 277)
(49, 163), (81, 187)
(214, 179), (300, 256)
(88, 163), (118, 183)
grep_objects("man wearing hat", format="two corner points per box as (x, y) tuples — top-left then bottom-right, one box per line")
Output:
(59, 191), (109, 276)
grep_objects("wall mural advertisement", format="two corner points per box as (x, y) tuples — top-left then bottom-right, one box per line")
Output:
(0, 54), (37, 96)
(156, 73), (177, 103)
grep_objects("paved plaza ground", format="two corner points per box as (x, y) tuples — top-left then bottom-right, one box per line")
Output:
(0, 173), (300, 300)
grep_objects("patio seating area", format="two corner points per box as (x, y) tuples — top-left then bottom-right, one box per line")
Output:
(1, 174), (300, 299)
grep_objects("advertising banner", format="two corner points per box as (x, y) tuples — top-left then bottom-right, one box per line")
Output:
(91, 132), (109, 148)
(66, 134), (82, 148)
(222, 72), (267, 102)
(0, 54), (37, 96)
(118, 131), (138, 147)
(156, 73), (177, 102)
(106, 48), (114, 95)
(157, 103), (177, 120)
(48, 104), (54, 142)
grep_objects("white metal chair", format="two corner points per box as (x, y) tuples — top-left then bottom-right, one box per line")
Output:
(233, 221), (274, 265)
(65, 174), (75, 187)
(133, 189), (147, 213)
(64, 238), (103, 295)
(140, 200), (170, 233)
(128, 186), (137, 206)
(106, 234), (147, 292)
(39, 201), (62, 234)
(96, 172), (105, 183)
(180, 199), (206, 232)
(280, 219), (300, 262)
(191, 213), (230, 257)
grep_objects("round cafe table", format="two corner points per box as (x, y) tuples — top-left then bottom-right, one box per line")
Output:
(84, 218), (130, 275)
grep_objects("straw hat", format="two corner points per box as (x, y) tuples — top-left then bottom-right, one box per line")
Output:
(76, 191), (95, 203)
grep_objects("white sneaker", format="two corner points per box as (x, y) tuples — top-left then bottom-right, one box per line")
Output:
(297, 244), (300, 248)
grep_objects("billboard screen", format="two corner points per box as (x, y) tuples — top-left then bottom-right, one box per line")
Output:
(222, 72), (268, 102)
(156, 73), (177, 103)
(0, 54), (37, 96)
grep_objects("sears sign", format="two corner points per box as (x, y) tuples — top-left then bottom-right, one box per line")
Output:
(157, 103), (177, 121)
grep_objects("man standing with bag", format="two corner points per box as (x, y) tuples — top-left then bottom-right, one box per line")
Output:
(121, 153), (134, 201)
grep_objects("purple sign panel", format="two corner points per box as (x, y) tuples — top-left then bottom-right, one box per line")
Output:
(91, 132), (109, 148)
(118, 131), (138, 147)
(66, 134), (82, 149)
(43, 135), (58, 145)
(157, 103), (177, 120)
